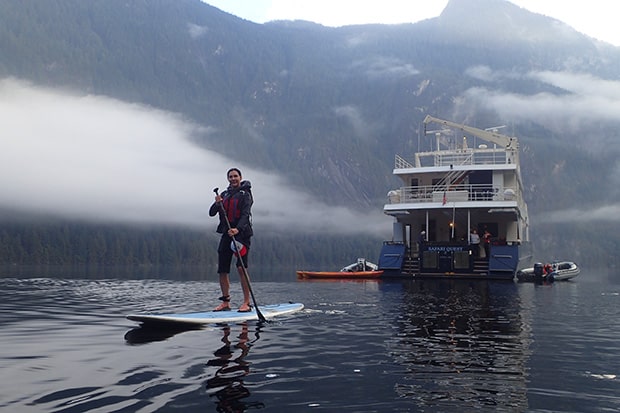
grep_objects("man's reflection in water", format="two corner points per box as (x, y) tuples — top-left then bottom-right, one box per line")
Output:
(206, 323), (265, 412)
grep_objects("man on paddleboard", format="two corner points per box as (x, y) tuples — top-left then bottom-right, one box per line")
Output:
(209, 168), (254, 312)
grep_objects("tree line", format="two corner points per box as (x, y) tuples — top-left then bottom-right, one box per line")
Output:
(0, 222), (383, 271)
(2, 221), (618, 272)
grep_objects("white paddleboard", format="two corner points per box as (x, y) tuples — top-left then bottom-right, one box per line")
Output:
(127, 302), (304, 326)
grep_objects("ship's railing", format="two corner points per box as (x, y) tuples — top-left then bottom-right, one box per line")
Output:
(395, 147), (515, 169)
(387, 183), (520, 204)
(395, 154), (414, 169)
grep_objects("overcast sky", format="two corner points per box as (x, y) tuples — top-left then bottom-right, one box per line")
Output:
(206, 0), (620, 47)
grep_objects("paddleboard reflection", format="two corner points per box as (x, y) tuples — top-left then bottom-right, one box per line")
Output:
(124, 323), (203, 345)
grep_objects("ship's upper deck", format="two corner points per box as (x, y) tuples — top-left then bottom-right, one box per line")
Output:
(386, 145), (526, 214)
(395, 145), (517, 171)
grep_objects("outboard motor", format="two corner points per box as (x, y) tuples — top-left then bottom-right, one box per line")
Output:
(533, 262), (544, 277)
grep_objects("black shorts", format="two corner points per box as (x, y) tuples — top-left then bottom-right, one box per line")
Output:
(217, 236), (250, 274)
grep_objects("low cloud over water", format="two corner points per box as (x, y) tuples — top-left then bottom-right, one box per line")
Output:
(0, 79), (390, 235)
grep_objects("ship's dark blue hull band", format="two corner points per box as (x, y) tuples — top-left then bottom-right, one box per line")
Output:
(378, 242), (521, 280)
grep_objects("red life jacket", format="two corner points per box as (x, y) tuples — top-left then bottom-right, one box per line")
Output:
(223, 196), (241, 224)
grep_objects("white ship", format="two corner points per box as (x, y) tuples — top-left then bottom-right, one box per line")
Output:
(379, 115), (531, 280)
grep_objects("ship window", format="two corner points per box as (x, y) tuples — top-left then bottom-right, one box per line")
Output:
(422, 251), (438, 269)
(453, 251), (470, 269)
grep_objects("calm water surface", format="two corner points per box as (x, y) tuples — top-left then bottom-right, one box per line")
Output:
(1, 266), (619, 412)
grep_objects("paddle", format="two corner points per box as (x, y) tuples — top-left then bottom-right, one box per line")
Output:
(213, 187), (267, 323)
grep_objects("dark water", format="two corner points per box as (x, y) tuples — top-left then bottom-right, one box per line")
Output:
(1, 267), (619, 412)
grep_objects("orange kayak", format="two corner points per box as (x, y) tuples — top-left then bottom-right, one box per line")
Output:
(296, 270), (383, 279)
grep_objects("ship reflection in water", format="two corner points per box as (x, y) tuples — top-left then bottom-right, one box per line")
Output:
(385, 279), (529, 411)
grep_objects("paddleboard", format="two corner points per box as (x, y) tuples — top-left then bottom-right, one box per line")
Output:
(127, 302), (304, 326)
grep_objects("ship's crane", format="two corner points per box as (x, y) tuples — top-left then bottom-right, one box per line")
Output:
(423, 115), (518, 151)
